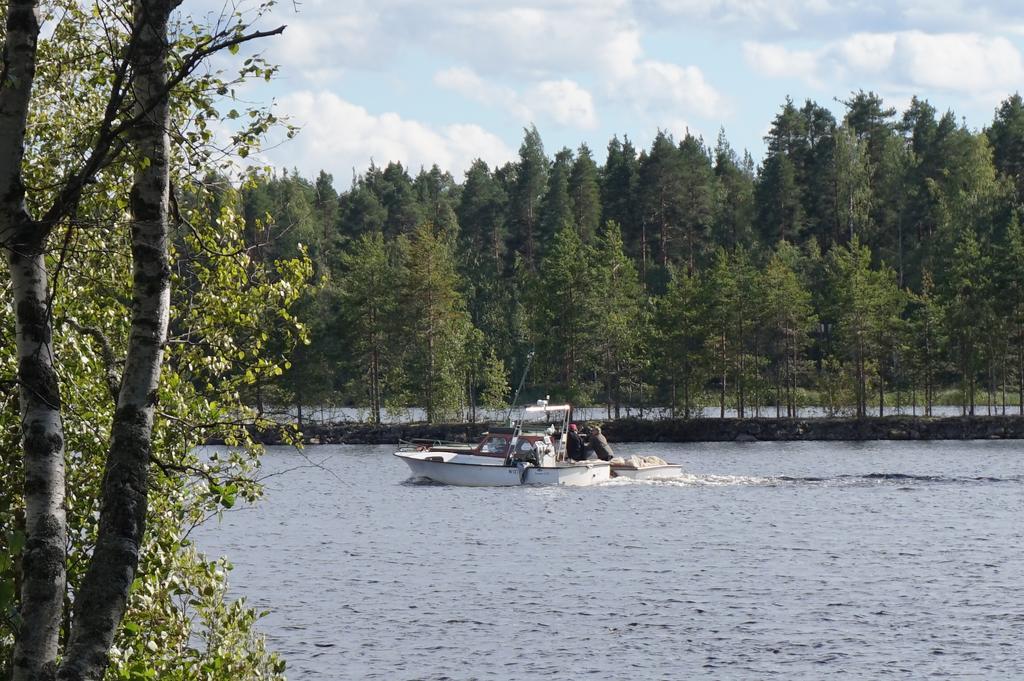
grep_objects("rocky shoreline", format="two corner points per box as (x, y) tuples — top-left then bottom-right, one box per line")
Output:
(242, 414), (1024, 445)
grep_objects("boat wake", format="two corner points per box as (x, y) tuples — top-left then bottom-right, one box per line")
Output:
(402, 471), (1023, 488)
(601, 473), (773, 487)
(601, 472), (1024, 488)
(775, 473), (1024, 486)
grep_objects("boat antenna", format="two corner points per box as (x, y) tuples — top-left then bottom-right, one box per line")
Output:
(506, 350), (535, 425)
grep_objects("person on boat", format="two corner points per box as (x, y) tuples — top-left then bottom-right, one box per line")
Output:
(587, 424), (614, 461)
(566, 423), (587, 461)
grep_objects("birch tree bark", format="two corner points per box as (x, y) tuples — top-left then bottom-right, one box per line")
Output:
(2, 2), (286, 676)
(0, 3), (67, 680)
(57, 2), (177, 678)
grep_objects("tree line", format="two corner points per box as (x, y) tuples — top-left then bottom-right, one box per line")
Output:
(239, 91), (1024, 422)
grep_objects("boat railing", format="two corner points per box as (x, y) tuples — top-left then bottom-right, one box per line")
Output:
(397, 437), (475, 451)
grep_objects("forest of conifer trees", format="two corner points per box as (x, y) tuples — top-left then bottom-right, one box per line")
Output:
(221, 91), (1024, 423)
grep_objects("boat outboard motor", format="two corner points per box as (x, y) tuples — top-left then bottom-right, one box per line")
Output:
(535, 436), (556, 467)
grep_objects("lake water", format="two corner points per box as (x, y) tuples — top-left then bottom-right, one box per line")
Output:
(193, 441), (1024, 680)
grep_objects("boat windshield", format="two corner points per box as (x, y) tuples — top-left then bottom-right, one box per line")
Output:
(480, 436), (509, 453)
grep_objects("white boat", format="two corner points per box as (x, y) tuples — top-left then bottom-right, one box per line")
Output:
(394, 402), (611, 487)
(395, 449), (611, 486)
(609, 455), (683, 480)
(609, 463), (684, 481)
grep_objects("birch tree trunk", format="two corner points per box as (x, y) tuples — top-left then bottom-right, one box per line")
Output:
(57, 1), (176, 678)
(2, 2), (285, 678)
(1, 4), (68, 680)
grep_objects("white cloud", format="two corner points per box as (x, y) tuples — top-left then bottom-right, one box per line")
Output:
(435, 55), (724, 132)
(641, 0), (1024, 38)
(425, 3), (725, 120)
(742, 42), (820, 82)
(897, 1), (1024, 34)
(428, 2), (725, 120)
(643, 0), (847, 34)
(263, 1), (725, 124)
(421, 1), (640, 79)
(835, 33), (897, 73)
(433, 67), (528, 119)
(616, 59), (725, 118)
(889, 32), (1024, 93)
(434, 68), (598, 129)
(257, 0), (640, 82)
(529, 80), (598, 129)
(745, 31), (1024, 98)
(265, 9), (384, 81)
(268, 91), (516, 178)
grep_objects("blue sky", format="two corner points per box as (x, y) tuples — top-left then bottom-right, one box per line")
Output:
(209, 0), (1024, 183)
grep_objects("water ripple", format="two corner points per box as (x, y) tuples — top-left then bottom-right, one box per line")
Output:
(194, 440), (1024, 680)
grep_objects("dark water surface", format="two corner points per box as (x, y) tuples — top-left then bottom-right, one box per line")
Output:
(193, 441), (1024, 680)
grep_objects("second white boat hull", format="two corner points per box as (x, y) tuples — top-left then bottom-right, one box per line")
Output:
(610, 464), (683, 480)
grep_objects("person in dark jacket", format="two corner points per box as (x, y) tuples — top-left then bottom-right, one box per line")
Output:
(588, 425), (614, 461)
(566, 423), (587, 461)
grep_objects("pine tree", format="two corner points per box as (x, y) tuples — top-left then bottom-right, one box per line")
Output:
(638, 131), (686, 277)
(712, 129), (756, 250)
(998, 215), (1024, 413)
(677, 133), (716, 270)
(529, 222), (594, 402)
(842, 90), (898, 168)
(727, 247), (761, 416)
(456, 160), (512, 377)
(756, 153), (803, 244)
(314, 170), (339, 243)
(337, 232), (403, 423)
(703, 249), (739, 416)
(541, 147), (574, 246)
(765, 97), (809, 161)
(464, 328), (508, 422)
(824, 237), (906, 417)
(905, 270), (945, 415)
(759, 244), (817, 416)
(379, 161), (422, 237)
(800, 100), (838, 244)
(988, 93), (1024, 202)
(337, 170), (388, 239)
(602, 135), (641, 262)
(415, 164), (460, 237)
(569, 143), (602, 242)
(930, 124), (1003, 413)
(940, 223), (992, 415)
(898, 97), (942, 287)
(509, 125), (549, 269)
(589, 221), (648, 417)
(457, 159), (508, 270)
(655, 266), (709, 417)
(399, 223), (474, 422)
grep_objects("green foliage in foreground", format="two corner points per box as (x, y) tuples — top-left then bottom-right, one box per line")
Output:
(1, 196), (308, 679)
(2, 1), (309, 677)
